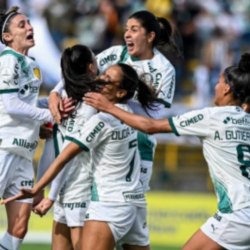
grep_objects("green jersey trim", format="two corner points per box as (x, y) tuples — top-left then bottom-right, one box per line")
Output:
(168, 117), (179, 136)
(0, 50), (29, 75)
(0, 88), (19, 94)
(156, 98), (171, 108)
(53, 124), (63, 157)
(65, 136), (89, 152)
(137, 132), (154, 161)
(118, 46), (140, 62)
(91, 181), (99, 201)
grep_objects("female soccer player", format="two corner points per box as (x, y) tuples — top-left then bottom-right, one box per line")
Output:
(0, 6), (53, 250)
(84, 53), (250, 250)
(35, 44), (98, 250)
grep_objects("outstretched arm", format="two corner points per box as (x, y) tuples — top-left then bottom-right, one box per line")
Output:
(84, 92), (173, 134)
(1, 142), (82, 204)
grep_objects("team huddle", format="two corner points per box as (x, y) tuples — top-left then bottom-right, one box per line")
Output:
(0, 5), (250, 250)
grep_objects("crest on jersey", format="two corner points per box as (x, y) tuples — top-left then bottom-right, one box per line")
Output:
(33, 67), (41, 80)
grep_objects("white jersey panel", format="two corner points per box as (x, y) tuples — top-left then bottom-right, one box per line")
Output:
(170, 106), (250, 212)
(0, 48), (42, 160)
(96, 45), (175, 106)
(52, 100), (96, 202)
(71, 104), (145, 206)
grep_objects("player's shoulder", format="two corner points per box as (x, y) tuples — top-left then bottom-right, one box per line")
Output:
(152, 49), (174, 69)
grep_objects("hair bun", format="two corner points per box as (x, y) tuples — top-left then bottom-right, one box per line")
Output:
(239, 53), (250, 72)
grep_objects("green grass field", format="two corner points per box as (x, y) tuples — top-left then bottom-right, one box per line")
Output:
(21, 243), (180, 250)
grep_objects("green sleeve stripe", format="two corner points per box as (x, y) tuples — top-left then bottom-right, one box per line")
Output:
(0, 88), (19, 94)
(156, 98), (171, 108)
(53, 124), (64, 156)
(168, 117), (180, 136)
(65, 136), (90, 152)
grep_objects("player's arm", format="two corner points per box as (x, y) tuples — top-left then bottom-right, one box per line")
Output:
(1, 142), (82, 204)
(84, 92), (173, 134)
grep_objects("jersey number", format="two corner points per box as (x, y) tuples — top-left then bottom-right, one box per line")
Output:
(237, 144), (250, 180)
(126, 139), (137, 182)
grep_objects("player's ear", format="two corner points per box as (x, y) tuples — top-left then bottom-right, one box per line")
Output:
(116, 89), (127, 99)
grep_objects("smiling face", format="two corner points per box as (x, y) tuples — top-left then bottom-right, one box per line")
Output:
(124, 18), (155, 60)
(99, 65), (127, 103)
(2, 14), (34, 55)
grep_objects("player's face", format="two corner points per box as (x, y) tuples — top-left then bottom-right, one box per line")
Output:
(124, 18), (154, 60)
(214, 74), (230, 106)
(3, 14), (34, 54)
(99, 65), (125, 102)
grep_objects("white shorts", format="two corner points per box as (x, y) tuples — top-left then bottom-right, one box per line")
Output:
(85, 201), (149, 246)
(53, 199), (89, 227)
(201, 208), (250, 250)
(0, 150), (34, 203)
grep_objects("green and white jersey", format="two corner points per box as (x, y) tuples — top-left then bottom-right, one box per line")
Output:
(97, 45), (176, 191)
(169, 106), (250, 213)
(51, 88), (96, 202)
(68, 103), (145, 206)
(0, 47), (42, 160)
(96, 45), (175, 107)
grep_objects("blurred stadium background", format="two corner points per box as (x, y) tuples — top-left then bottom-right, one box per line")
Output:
(1, 0), (250, 249)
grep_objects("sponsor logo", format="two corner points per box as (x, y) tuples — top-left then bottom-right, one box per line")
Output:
(21, 179), (34, 187)
(223, 116), (250, 125)
(62, 202), (87, 210)
(123, 191), (145, 202)
(99, 54), (117, 66)
(12, 138), (38, 151)
(86, 121), (105, 142)
(180, 114), (204, 127)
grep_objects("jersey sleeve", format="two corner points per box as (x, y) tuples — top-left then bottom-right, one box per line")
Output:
(169, 108), (211, 137)
(156, 63), (175, 108)
(66, 114), (108, 151)
(96, 45), (123, 73)
(0, 55), (19, 92)
(2, 93), (53, 123)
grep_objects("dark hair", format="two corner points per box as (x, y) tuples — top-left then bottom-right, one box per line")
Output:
(128, 10), (183, 63)
(0, 6), (20, 44)
(116, 63), (157, 110)
(129, 10), (160, 47)
(61, 44), (95, 102)
(157, 17), (183, 65)
(224, 52), (250, 104)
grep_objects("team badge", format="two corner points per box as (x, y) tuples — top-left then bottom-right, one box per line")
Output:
(33, 67), (41, 79)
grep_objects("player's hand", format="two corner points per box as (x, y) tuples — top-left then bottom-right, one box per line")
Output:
(32, 189), (45, 207)
(49, 92), (75, 124)
(39, 123), (53, 139)
(84, 92), (113, 112)
(32, 198), (54, 217)
(60, 97), (76, 118)
(0, 188), (38, 205)
(49, 92), (63, 124)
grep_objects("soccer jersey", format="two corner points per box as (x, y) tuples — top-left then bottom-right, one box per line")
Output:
(97, 45), (176, 191)
(68, 103), (145, 206)
(0, 47), (43, 160)
(169, 106), (250, 212)
(50, 97), (96, 203)
(96, 45), (175, 107)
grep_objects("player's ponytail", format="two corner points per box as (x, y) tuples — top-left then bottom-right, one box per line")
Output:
(224, 52), (250, 104)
